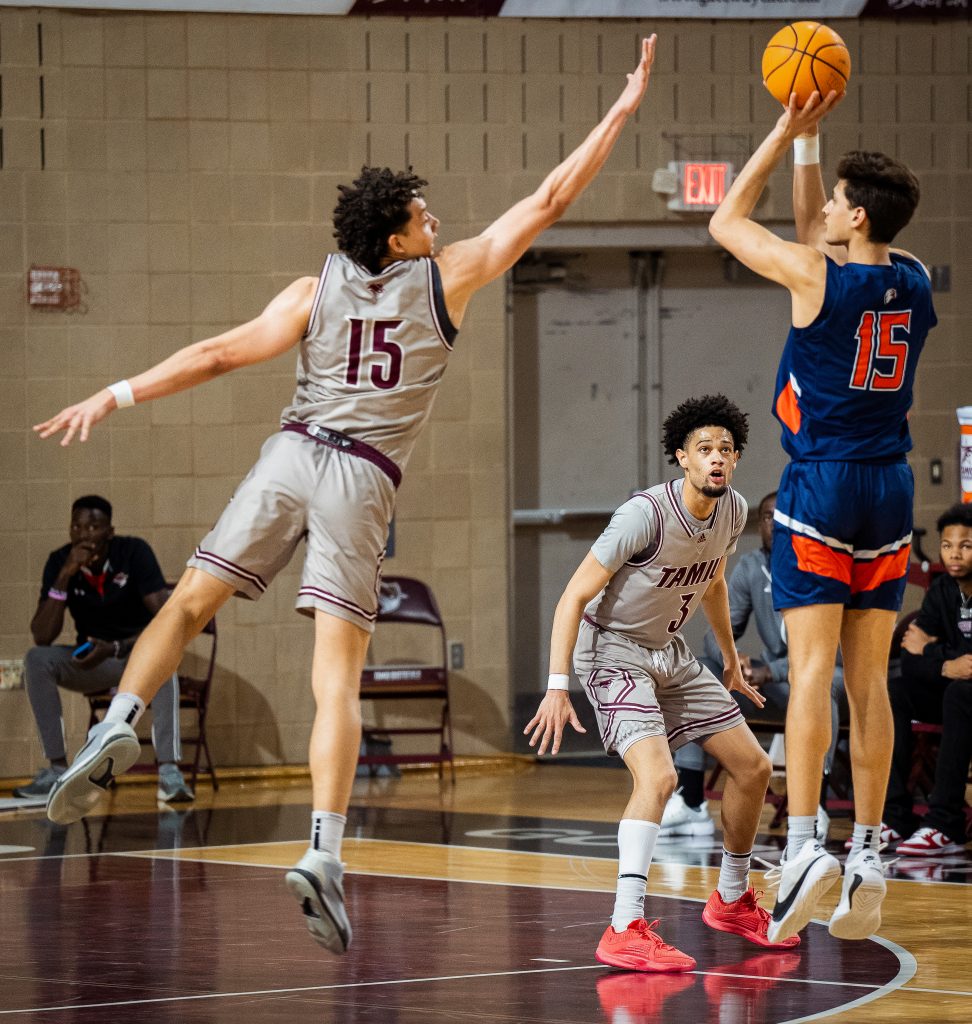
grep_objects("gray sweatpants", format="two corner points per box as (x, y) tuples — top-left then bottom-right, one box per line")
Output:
(23, 645), (181, 765)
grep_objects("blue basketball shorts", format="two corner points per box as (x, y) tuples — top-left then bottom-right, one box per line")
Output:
(771, 459), (913, 612)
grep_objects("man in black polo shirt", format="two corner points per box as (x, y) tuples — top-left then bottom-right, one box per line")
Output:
(13, 495), (193, 804)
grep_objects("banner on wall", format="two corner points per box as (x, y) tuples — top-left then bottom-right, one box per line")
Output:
(959, 407), (972, 505)
(7, 0), (969, 18)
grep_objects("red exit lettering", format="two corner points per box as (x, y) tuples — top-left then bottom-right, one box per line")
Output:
(683, 163), (729, 207)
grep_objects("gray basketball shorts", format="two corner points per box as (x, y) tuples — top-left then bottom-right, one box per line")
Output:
(187, 429), (396, 632)
(573, 620), (744, 759)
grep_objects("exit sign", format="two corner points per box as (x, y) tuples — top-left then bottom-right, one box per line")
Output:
(667, 161), (734, 212)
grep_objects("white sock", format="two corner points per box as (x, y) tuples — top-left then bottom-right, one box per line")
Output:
(717, 848), (751, 903)
(311, 810), (347, 859)
(611, 819), (660, 932)
(104, 692), (145, 729)
(786, 815), (817, 860)
(849, 822), (881, 858)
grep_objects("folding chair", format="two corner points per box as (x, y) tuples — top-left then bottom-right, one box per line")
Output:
(359, 576), (455, 781)
(87, 584), (219, 791)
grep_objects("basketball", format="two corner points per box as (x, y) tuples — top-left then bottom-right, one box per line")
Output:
(762, 21), (851, 107)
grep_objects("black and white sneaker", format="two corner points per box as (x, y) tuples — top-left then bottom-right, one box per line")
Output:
(285, 848), (352, 954)
(764, 839), (842, 945)
(829, 848), (887, 940)
(46, 720), (141, 825)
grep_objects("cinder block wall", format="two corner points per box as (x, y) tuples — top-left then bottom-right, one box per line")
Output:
(0, 11), (967, 774)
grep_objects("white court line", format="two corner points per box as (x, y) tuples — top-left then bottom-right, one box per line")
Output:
(0, 958), (939, 1018)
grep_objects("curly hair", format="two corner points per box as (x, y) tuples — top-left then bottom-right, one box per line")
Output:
(332, 167), (428, 274)
(837, 151), (920, 244)
(661, 394), (749, 466)
(937, 502), (972, 534)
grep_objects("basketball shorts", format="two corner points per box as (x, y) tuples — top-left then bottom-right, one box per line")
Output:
(772, 459), (913, 612)
(573, 620), (744, 758)
(187, 428), (397, 632)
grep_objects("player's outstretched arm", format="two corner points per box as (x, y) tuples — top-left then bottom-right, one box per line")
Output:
(438, 35), (656, 324)
(34, 276), (317, 447)
(792, 127), (845, 261)
(709, 91), (840, 290)
(523, 551), (612, 755)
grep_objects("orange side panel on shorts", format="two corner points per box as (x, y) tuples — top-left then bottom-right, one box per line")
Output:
(851, 545), (911, 593)
(775, 381), (802, 435)
(791, 533), (851, 584)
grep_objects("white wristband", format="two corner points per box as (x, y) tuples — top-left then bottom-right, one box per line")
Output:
(547, 673), (569, 691)
(793, 135), (820, 166)
(107, 379), (135, 409)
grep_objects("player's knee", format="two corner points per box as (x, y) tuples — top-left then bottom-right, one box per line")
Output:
(753, 749), (773, 785)
(655, 766), (679, 802)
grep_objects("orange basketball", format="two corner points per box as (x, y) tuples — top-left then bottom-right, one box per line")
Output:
(762, 21), (851, 107)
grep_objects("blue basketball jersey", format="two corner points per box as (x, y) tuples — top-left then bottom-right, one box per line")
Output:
(773, 253), (936, 461)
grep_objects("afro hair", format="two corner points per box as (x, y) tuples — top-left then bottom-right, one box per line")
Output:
(661, 394), (749, 466)
(332, 167), (428, 274)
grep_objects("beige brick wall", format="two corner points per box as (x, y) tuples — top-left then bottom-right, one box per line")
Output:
(0, 11), (968, 775)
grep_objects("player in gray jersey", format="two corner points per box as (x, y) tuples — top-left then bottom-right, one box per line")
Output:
(526, 395), (799, 973)
(34, 37), (658, 953)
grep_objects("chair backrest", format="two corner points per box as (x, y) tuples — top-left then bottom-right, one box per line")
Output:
(376, 577), (444, 627)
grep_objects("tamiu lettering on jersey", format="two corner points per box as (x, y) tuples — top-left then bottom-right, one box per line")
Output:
(586, 478), (748, 650)
(655, 558), (723, 589)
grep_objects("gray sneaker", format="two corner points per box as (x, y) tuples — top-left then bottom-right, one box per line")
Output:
(157, 764), (195, 804)
(13, 765), (65, 799)
(285, 848), (352, 954)
(47, 719), (141, 825)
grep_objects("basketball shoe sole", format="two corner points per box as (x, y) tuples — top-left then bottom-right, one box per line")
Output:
(828, 851), (886, 940)
(46, 720), (141, 825)
(765, 840), (842, 945)
(285, 849), (352, 954)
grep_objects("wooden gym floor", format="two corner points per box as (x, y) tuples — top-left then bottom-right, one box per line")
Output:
(0, 760), (970, 1023)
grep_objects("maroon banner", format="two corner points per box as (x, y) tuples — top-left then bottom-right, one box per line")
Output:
(350, 0), (506, 15)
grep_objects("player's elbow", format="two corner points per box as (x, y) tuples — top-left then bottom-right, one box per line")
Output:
(708, 208), (732, 244)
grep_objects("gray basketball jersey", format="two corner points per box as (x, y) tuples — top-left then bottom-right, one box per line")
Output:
(586, 478), (748, 649)
(279, 254), (458, 469)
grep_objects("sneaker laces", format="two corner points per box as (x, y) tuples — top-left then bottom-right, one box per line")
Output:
(634, 919), (677, 951)
(754, 855), (784, 891)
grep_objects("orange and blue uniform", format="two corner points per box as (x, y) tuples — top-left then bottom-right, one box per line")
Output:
(771, 253), (936, 611)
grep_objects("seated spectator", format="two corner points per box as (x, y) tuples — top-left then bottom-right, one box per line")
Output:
(885, 503), (972, 856)
(662, 491), (846, 840)
(13, 495), (193, 804)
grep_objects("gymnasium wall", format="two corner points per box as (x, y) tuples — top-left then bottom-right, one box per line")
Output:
(0, 9), (967, 774)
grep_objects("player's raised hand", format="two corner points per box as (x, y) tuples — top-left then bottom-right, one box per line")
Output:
(775, 88), (842, 141)
(34, 388), (116, 447)
(613, 35), (657, 116)
(524, 690), (586, 756)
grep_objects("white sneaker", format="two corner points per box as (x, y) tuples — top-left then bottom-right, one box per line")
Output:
(764, 839), (842, 944)
(47, 720), (141, 825)
(896, 826), (965, 857)
(829, 848), (887, 940)
(659, 790), (715, 837)
(285, 848), (352, 954)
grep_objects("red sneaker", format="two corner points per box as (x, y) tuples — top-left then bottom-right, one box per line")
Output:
(897, 826), (965, 856)
(595, 918), (696, 973)
(702, 888), (801, 949)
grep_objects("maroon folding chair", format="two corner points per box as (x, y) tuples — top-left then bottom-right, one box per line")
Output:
(359, 576), (455, 781)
